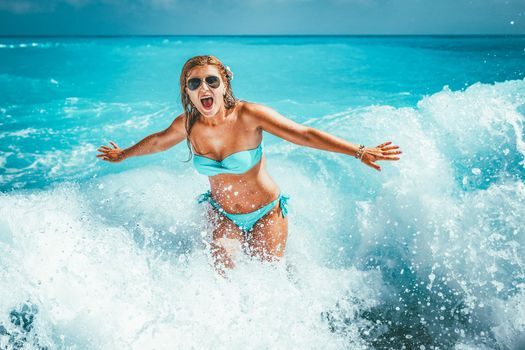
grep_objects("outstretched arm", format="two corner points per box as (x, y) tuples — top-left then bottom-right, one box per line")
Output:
(246, 103), (402, 171)
(97, 113), (187, 162)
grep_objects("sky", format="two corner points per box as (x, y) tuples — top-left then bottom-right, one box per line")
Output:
(0, 0), (524, 35)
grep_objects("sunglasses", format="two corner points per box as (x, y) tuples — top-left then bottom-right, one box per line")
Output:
(187, 75), (221, 91)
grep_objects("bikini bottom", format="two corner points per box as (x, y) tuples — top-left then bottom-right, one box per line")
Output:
(197, 190), (290, 241)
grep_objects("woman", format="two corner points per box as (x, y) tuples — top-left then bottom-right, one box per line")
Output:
(96, 55), (402, 273)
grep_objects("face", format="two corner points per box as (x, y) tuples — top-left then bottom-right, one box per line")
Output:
(185, 65), (226, 118)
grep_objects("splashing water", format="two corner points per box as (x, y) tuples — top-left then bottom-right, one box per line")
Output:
(1, 36), (524, 349)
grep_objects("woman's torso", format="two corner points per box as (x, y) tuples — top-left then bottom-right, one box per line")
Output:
(188, 101), (280, 213)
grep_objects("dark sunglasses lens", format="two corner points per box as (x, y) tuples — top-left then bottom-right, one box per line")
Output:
(187, 78), (201, 91)
(205, 76), (220, 88)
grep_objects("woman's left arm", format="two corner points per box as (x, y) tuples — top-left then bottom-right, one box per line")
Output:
(246, 102), (402, 171)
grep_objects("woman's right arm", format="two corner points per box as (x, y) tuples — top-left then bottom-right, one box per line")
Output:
(97, 113), (187, 162)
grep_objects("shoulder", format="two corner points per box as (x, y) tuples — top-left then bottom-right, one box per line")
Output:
(237, 100), (308, 136)
(237, 100), (276, 124)
(238, 100), (271, 115)
(165, 112), (187, 135)
(173, 112), (187, 124)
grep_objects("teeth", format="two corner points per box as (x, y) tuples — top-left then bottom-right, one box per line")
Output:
(200, 96), (214, 109)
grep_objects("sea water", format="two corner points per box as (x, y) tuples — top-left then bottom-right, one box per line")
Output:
(0, 36), (524, 349)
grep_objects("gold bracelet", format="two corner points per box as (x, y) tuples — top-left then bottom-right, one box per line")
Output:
(355, 144), (365, 159)
(359, 148), (367, 160)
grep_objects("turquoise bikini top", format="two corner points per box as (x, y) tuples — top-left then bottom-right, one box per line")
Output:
(192, 141), (263, 176)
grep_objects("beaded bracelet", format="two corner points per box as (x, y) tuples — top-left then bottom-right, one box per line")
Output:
(355, 144), (366, 160)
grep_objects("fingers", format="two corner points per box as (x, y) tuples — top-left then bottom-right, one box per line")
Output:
(374, 152), (401, 161)
(96, 151), (116, 161)
(361, 141), (401, 170)
(365, 149), (401, 159)
(96, 142), (121, 162)
(380, 147), (402, 161)
(376, 141), (392, 148)
(96, 150), (110, 158)
(366, 161), (381, 171)
(381, 150), (402, 156)
(362, 154), (397, 171)
(96, 154), (110, 161)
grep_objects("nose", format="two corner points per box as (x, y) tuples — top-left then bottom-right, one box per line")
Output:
(199, 80), (211, 92)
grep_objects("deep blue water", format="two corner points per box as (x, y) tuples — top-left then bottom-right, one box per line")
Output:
(0, 36), (524, 349)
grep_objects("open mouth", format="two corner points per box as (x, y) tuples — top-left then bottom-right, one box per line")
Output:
(200, 96), (214, 110)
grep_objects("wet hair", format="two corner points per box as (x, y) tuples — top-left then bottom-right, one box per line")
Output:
(179, 55), (237, 160)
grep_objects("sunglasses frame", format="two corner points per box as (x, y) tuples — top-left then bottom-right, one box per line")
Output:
(187, 75), (221, 91)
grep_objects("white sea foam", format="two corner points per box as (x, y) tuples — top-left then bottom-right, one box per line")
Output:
(291, 78), (525, 348)
(0, 176), (384, 349)
(0, 127), (37, 139)
(1, 78), (524, 348)
(102, 106), (170, 132)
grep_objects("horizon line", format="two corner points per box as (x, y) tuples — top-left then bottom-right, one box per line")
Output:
(1, 34), (524, 38)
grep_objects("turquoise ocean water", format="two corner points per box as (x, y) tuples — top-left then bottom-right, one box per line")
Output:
(1, 36), (524, 349)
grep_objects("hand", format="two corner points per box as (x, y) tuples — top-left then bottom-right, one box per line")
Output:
(359, 141), (402, 171)
(96, 141), (125, 163)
